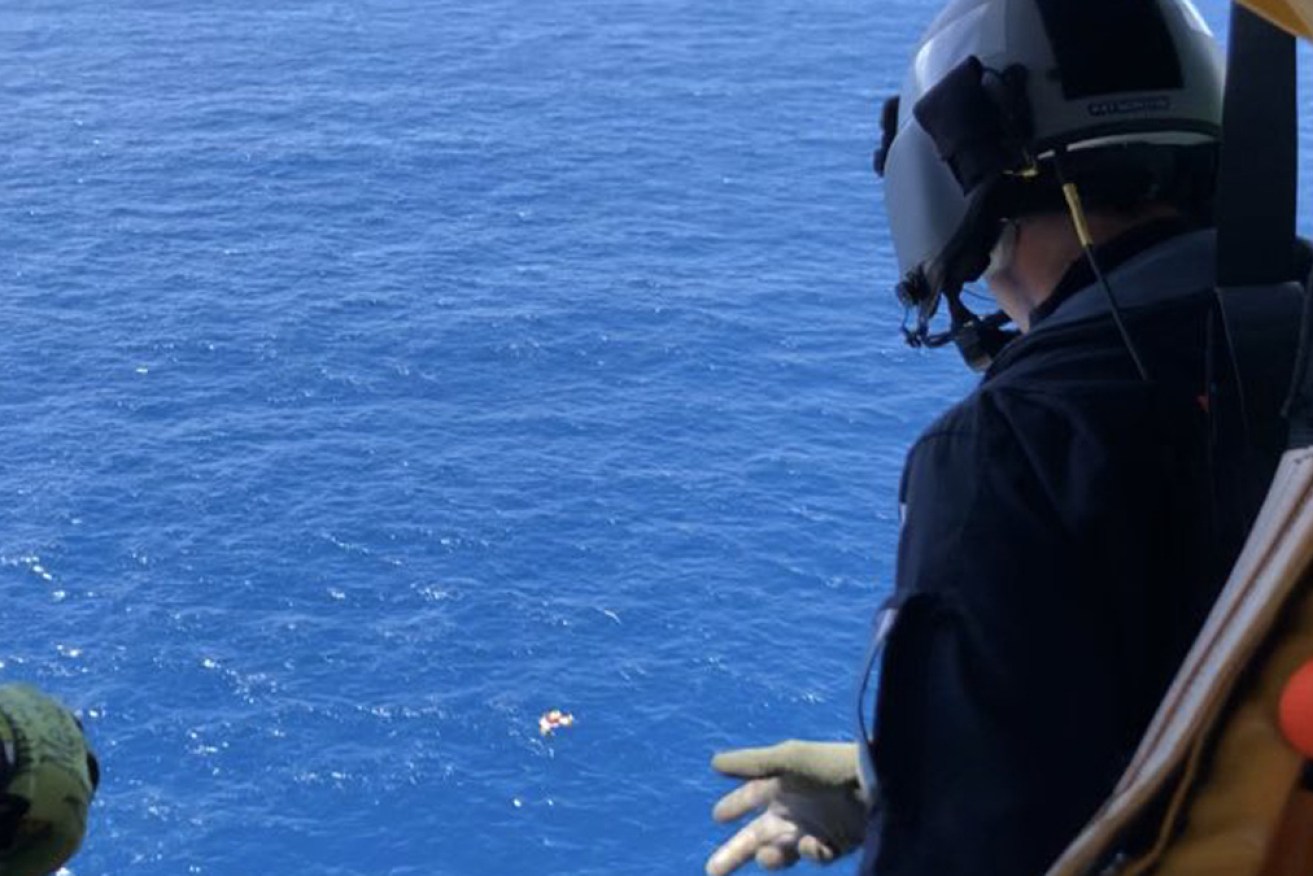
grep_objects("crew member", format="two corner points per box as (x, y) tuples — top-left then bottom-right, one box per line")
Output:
(708, 1), (1305, 873)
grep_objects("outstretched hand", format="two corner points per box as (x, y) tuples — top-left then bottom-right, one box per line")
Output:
(706, 740), (869, 876)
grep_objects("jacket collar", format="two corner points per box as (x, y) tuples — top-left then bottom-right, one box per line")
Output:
(1027, 228), (1217, 336)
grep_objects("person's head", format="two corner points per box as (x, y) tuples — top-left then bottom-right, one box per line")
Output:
(0, 685), (99, 876)
(874, 0), (1224, 358)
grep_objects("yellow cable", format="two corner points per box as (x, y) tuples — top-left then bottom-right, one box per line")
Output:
(1062, 182), (1095, 249)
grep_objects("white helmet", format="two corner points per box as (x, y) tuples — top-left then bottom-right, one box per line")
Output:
(875, 0), (1224, 364)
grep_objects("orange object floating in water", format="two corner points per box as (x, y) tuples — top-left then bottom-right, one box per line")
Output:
(538, 709), (575, 737)
(1278, 660), (1313, 757)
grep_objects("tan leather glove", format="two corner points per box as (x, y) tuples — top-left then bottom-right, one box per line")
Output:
(706, 740), (869, 875)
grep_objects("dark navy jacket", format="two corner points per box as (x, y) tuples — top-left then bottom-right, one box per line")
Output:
(861, 227), (1304, 876)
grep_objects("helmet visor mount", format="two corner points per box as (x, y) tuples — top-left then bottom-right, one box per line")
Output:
(879, 55), (1036, 367)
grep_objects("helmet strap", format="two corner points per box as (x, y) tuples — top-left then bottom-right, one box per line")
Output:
(902, 285), (1017, 373)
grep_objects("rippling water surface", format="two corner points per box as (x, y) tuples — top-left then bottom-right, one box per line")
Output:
(0, 1), (1300, 874)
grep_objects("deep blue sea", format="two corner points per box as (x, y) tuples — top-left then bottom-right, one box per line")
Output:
(0, 2), (1308, 874)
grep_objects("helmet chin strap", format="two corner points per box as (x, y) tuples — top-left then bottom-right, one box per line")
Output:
(945, 294), (1018, 372)
(901, 286), (1017, 372)
(901, 224), (1021, 371)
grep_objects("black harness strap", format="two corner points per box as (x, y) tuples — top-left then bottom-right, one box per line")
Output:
(1284, 272), (1313, 446)
(1214, 5), (1310, 450)
(1216, 5), (1297, 288)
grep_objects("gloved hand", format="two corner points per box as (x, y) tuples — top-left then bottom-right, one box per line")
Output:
(0, 684), (99, 876)
(706, 740), (869, 876)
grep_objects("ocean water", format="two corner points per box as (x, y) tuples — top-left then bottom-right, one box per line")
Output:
(0, 1), (1305, 874)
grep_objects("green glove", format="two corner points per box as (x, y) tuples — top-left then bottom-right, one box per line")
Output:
(706, 740), (869, 876)
(0, 684), (99, 876)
